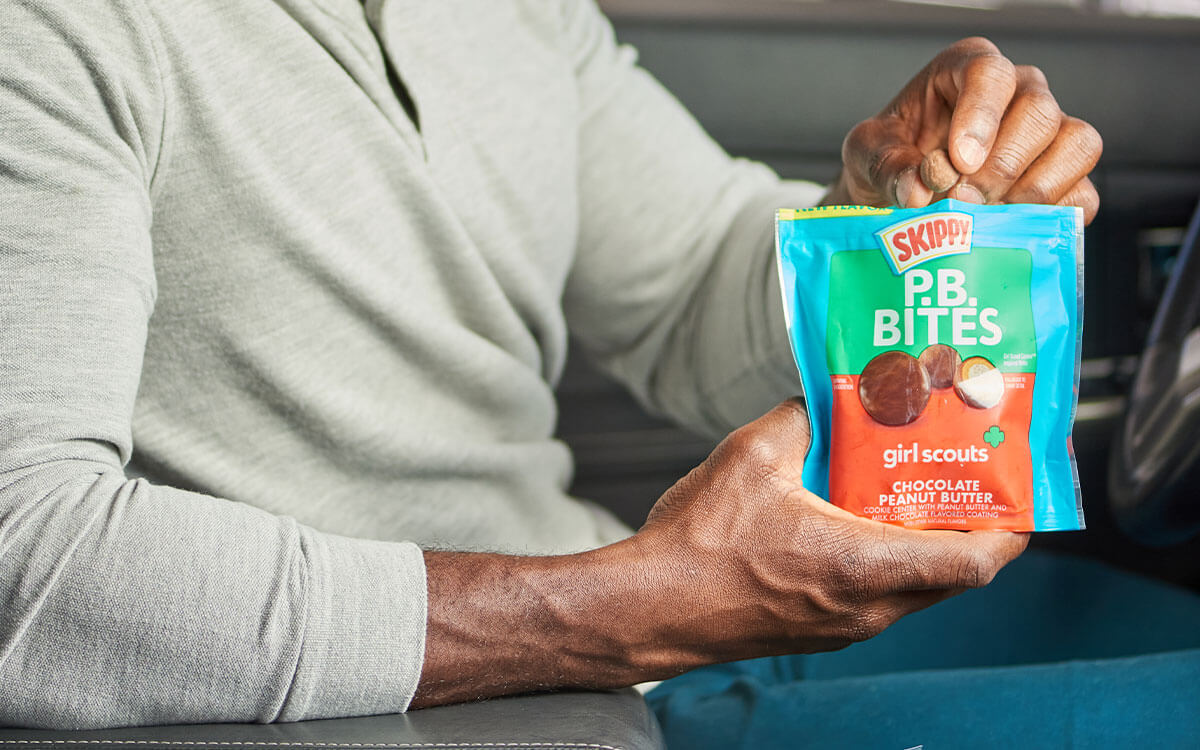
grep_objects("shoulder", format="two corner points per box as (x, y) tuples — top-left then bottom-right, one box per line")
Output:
(1, 0), (164, 85)
(1, 0), (167, 187)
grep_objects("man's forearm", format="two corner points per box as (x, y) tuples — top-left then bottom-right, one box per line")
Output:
(412, 541), (695, 708)
(411, 402), (1029, 710)
(414, 529), (818, 708)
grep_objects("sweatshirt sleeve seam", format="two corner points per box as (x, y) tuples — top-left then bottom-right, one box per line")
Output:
(125, 0), (173, 199)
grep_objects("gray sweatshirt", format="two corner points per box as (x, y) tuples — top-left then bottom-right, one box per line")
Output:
(0, 0), (822, 728)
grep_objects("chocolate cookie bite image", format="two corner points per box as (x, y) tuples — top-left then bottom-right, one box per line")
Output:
(918, 343), (962, 389)
(954, 356), (1005, 409)
(858, 351), (931, 426)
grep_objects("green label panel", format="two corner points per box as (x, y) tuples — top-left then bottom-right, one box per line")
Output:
(827, 247), (1036, 374)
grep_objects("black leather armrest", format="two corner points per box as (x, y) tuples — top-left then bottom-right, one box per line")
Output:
(0, 689), (665, 750)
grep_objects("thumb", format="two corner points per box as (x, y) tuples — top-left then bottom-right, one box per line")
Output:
(889, 528), (1031, 592)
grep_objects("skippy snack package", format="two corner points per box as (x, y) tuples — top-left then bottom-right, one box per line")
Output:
(774, 199), (1085, 532)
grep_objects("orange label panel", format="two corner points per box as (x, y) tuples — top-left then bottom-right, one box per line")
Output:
(828, 373), (1035, 530)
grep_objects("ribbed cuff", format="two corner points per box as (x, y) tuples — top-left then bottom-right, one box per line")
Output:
(280, 532), (427, 721)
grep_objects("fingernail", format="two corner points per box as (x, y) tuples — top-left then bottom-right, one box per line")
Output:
(956, 137), (986, 171)
(895, 170), (915, 208)
(955, 183), (985, 204)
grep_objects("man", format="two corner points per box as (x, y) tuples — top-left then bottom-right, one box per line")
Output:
(4, 0), (1194, 743)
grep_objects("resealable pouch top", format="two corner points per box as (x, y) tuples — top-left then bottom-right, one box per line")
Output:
(775, 199), (1084, 532)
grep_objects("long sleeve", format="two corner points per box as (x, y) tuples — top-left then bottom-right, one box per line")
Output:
(560, 1), (827, 437)
(0, 0), (426, 727)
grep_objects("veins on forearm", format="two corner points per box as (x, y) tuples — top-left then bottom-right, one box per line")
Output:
(411, 546), (659, 708)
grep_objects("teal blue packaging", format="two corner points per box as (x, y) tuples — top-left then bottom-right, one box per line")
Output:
(775, 199), (1084, 532)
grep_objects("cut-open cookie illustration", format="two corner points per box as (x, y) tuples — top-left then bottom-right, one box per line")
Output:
(954, 356), (1005, 409)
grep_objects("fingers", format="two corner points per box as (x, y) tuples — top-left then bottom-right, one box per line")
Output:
(842, 37), (1101, 217)
(795, 512), (1028, 647)
(920, 149), (959, 194)
(916, 528), (1030, 590)
(931, 38), (1018, 174)
(930, 59), (1100, 218)
(842, 116), (933, 208)
(952, 65), (1061, 203)
(1057, 176), (1100, 225)
(855, 523), (1030, 596)
(834, 529), (1026, 644)
(1005, 116), (1103, 207)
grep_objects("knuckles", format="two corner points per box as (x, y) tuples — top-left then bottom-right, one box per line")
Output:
(1016, 64), (1049, 90)
(842, 119), (886, 187)
(1020, 90), (1064, 138)
(987, 146), (1029, 186)
(1008, 116), (1101, 205)
(842, 118), (872, 157)
(974, 51), (1017, 84)
(1064, 117), (1104, 162)
(945, 36), (1002, 60)
(1019, 174), (1059, 206)
(958, 46), (1017, 95)
(715, 399), (811, 474)
(717, 426), (784, 474)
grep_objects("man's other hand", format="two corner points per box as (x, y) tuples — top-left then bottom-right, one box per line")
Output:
(823, 37), (1101, 224)
(632, 399), (1029, 661)
(414, 400), (1027, 707)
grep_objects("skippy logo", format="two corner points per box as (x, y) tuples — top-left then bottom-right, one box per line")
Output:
(876, 211), (974, 274)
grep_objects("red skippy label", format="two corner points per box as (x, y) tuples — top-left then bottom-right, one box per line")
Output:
(876, 211), (974, 274)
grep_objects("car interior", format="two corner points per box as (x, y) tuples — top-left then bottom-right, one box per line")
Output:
(1, 1), (1196, 748)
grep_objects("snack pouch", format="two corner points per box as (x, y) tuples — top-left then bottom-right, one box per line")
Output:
(775, 199), (1084, 532)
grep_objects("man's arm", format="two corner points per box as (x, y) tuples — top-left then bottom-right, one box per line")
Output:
(559, 0), (822, 437)
(0, 0), (426, 727)
(413, 1), (1092, 709)
(412, 401), (1028, 707)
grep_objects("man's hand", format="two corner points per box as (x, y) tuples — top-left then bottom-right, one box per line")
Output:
(414, 400), (1027, 708)
(823, 37), (1102, 224)
(630, 399), (1028, 662)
